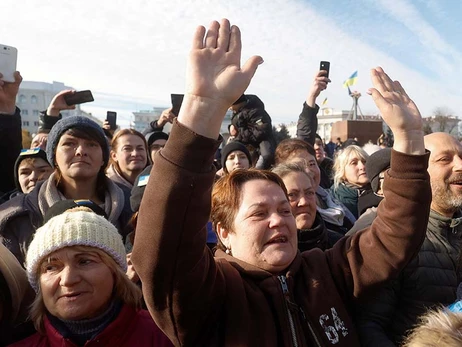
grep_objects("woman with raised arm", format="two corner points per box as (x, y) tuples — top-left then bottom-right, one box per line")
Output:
(132, 19), (431, 346)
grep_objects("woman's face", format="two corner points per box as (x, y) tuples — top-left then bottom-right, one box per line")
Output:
(112, 134), (147, 174)
(344, 154), (368, 186)
(39, 247), (115, 321)
(285, 150), (321, 189)
(55, 134), (104, 181)
(149, 139), (167, 163)
(282, 172), (317, 230)
(225, 150), (250, 173)
(219, 179), (297, 273)
(18, 158), (53, 193)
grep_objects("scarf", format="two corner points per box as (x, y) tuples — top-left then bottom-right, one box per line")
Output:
(316, 186), (356, 226)
(106, 164), (133, 190)
(38, 172), (125, 226)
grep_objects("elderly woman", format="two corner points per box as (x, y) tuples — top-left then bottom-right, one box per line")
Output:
(331, 145), (370, 218)
(107, 129), (148, 189)
(131, 19), (431, 346)
(10, 203), (172, 346)
(272, 162), (343, 251)
(0, 115), (132, 265)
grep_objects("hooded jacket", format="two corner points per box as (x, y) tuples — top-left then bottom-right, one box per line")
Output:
(131, 121), (431, 346)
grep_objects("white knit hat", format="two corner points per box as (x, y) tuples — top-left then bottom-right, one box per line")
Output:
(26, 209), (127, 292)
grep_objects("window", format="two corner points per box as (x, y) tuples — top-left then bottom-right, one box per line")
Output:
(22, 109), (28, 115)
(34, 121), (39, 127)
(33, 110), (39, 116)
(18, 95), (26, 104)
(22, 121), (30, 126)
(31, 95), (37, 104)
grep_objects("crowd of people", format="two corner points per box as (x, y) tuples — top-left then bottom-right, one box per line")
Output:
(0, 18), (461, 346)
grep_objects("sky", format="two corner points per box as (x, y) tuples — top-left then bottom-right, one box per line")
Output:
(2, 0), (461, 129)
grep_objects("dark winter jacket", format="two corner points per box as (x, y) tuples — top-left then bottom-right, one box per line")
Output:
(296, 102), (319, 146)
(355, 209), (462, 346)
(10, 305), (173, 347)
(319, 157), (334, 189)
(131, 120), (431, 346)
(0, 179), (133, 266)
(298, 212), (343, 252)
(38, 111), (62, 132)
(0, 108), (22, 202)
(231, 95), (275, 148)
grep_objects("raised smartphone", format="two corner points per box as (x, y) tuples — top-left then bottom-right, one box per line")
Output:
(171, 94), (184, 116)
(64, 90), (94, 106)
(0, 44), (18, 83)
(320, 61), (330, 79)
(106, 111), (117, 130)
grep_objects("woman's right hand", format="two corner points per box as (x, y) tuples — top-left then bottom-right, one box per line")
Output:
(178, 19), (263, 139)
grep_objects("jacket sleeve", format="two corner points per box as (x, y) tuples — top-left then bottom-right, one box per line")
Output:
(38, 111), (62, 132)
(0, 108), (22, 195)
(326, 149), (431, 300)
(296, 102), (319, 145)
(131, 120), (225, 346)
(149, 119), (164, 132)
(355, 280), (399, 347)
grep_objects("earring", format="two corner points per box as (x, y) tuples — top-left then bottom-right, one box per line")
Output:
(225, 248), (231, 255)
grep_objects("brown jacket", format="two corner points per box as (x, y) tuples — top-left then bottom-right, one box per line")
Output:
(132, 121), (431, 347)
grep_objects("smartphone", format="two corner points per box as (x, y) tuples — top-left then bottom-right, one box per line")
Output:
(171, 94), (184, 117)
(0, 44), (18, 83)
(106, 111), (117, 130)
(320, 61), (330, 79)
(64, 90), (94, 106)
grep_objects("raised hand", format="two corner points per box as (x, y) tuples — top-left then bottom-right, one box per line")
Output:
(369, 67), (424, 155)
(178, 19), (263, 138)
(158, 108), (175, 127)
(306, 70), (330, 107)
(0, 71), (22, 114)
(46, 90), (76, 116)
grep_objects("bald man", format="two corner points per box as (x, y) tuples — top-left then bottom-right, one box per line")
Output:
(356, 132), (462, 346)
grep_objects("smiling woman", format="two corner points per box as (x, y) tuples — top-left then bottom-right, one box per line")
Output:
(9, 205), (172, 346)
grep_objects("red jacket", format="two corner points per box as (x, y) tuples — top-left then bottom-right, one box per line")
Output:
(9, 305), (173, 347)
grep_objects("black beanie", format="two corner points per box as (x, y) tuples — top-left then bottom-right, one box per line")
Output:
(130, 165), (152, 212)
(366, 147), (392, 193)
(43, 199), (107, 225)
(147, 132), (169, 147)
(221, 142), (252, 174)
(14, 148), (51, 192)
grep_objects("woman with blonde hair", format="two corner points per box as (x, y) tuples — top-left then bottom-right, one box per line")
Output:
(107, 128), (148, 189)
(331, 145), (370, 218)
(10, 201), (172, 346)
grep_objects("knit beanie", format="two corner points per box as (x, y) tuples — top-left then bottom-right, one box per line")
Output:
(14, 148), (51, 191)
(46, 116), (109, 168)
(366, 147), (392, 193)
(130, 165), (152, 212)
(26, 208), (127, 292)
(221, 142), (252, 174)
(147, 132), (169, 148)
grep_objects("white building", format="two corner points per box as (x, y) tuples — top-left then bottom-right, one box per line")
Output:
(17, 81), (94, 134)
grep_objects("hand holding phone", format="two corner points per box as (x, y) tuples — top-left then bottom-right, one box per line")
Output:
(320, 61), (330, 79)
(0, 44), (18, 83)
(64, 90), (94, 106)
(106, 111), (117, 130)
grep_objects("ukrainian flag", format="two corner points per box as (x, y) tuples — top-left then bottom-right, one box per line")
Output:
(343, 71), (358, 88)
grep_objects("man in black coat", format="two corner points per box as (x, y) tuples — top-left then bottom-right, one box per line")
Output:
(229, 94), (276, 169)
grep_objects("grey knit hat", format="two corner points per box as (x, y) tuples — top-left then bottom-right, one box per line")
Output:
(46, 116), (109, 168)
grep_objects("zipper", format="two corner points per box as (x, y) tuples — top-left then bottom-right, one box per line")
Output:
(278, 275), (299, 347)
(299, 307), (322, 347)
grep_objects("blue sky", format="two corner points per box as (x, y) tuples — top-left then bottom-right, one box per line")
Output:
(2, 0), (461, 129)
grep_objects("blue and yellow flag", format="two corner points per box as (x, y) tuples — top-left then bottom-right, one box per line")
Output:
(343, 71), (358, 88)
(321, 97), (328, 106)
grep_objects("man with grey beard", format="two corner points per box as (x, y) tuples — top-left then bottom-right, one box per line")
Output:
(355, 132), (462, 347)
